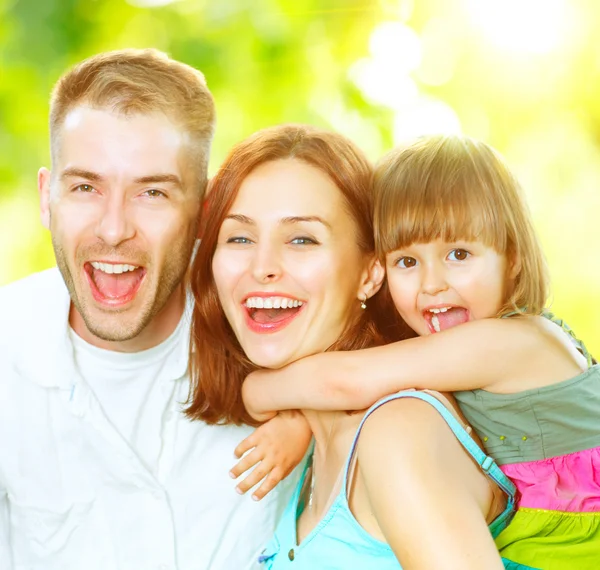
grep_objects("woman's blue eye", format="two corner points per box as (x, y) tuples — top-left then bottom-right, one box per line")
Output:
(227, 237), (252, 244)
(448, 248), (470, 261)
(396, 256), (417, 268)
(290, 237), (317, 245)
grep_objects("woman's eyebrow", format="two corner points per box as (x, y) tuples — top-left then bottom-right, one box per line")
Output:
(224, 214), (254, 224)
(223, 214), (331, 229)
(281, 216), (331, 230)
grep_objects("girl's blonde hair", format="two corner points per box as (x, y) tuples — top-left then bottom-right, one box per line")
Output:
(374, 135), (550, 316)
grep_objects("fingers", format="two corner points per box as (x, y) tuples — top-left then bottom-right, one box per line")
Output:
(229, 448), (263, 479)
(251, 467), (284, 501)
(234, 433), (258, 459)
(235, 460), (273, 496)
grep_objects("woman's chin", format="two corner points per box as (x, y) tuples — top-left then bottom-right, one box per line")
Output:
(244, 345), (307, 370)
(248, 353), (295, 370)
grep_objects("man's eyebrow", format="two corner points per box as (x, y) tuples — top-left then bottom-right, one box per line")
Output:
(60, 167), (104, 182)
(134, 174), (183, 188)
(281, 216), (332, 230)
(59, 169), (183, 189)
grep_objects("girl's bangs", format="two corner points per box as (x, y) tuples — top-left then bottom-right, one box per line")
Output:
(376, 182), (507, 256)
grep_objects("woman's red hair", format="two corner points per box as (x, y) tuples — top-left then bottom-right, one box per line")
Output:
(186, 124), (408, 425)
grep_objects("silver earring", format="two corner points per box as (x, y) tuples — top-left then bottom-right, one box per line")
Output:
(360, 296), (367, 310)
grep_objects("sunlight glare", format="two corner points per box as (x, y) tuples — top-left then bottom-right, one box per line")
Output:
(393, 98), (462, 142)
(467, 0), (569, 55)
(349, 21), (421, 109)
(126, 0), (179, 7)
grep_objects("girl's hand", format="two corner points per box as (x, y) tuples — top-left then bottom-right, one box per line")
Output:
(229, 411), (312, 501)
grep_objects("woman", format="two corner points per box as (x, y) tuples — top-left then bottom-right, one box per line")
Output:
(186, 124), (514, 569)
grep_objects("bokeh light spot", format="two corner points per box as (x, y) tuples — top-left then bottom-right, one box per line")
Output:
(467, 0), (570, 55)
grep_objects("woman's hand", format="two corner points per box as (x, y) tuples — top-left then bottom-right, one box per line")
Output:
(229, 411), (312, 501)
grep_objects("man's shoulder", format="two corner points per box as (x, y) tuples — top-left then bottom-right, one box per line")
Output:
(0, 268), (68, 341)
(1, 266), (64, 302)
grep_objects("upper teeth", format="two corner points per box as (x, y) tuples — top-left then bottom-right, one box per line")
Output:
(91, 262), (139, 274)
(429, 307), (450, 313)
(245, 297), (304, 309)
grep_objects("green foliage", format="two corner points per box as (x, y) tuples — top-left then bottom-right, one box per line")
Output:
(0, 0), (598, 352)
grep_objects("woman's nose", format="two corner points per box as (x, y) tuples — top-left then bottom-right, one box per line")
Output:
(251, 243), (283, 284)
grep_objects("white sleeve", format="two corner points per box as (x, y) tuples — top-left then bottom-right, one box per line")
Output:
(0, 485), (13, 570)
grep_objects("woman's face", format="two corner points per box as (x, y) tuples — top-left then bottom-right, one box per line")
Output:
(212, 158), (370, 369)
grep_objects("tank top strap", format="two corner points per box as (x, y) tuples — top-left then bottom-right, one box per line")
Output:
(542, 310), (595, 367)
(501, 309), (595, 367)
(341, 389), (517, 507)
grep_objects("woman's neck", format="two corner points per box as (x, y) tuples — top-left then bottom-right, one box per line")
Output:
(300, 409), (363, 516)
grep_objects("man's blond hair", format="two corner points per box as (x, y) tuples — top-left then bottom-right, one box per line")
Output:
(50, 48), (215, 196)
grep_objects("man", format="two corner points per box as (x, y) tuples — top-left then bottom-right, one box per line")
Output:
(0, 49), (293, 570)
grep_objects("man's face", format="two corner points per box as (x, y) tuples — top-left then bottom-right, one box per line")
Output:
(39, 106), (201, 349)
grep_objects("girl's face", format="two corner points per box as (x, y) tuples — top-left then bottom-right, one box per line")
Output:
(212, 158), (372, 369)
(385, 240), (515, 336)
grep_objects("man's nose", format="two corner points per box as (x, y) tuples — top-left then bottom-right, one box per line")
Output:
(94, 194), (135, 247)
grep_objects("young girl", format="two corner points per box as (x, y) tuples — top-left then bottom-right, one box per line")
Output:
(242, 135), (599, 570)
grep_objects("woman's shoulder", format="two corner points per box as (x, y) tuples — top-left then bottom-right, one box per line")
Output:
(357, 389), (472, 456)
(355, 390), (503, 524)
(355, 389), (507, 493)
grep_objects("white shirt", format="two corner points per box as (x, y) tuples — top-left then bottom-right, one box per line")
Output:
(0, 269), (296, 570)
(69, 317), (185, 475)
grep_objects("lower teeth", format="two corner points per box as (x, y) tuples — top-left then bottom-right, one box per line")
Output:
(431, 315), (440, 332)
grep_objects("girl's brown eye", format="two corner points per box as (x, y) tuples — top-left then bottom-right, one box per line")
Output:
(449, 248), (470, 261)
(396, 256), (417, 268)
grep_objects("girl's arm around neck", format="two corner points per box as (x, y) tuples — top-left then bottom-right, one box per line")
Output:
(357, 397), (505, 570)
(243, 316), (552, 419)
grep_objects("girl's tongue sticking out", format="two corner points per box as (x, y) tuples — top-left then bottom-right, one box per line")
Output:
(425, 307), (469, 333)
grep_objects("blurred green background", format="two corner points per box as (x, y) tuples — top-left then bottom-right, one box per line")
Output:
(0, 0), (598, 353)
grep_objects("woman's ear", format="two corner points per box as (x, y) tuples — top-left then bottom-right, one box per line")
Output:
(359, 258), (385, 301)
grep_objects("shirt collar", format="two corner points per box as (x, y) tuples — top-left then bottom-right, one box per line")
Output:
(17, 268), (191, 389)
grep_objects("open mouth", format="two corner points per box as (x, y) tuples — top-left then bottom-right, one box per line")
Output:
(243, 296), (305, 333)
(423, 306), (469, 333)
(85, 261), (146, 306)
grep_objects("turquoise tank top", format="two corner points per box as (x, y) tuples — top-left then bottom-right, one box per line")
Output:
(259, 390), (521, 569)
